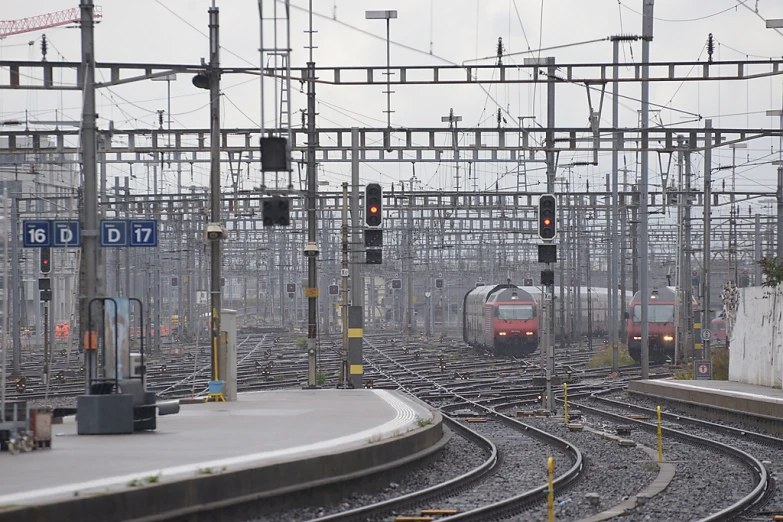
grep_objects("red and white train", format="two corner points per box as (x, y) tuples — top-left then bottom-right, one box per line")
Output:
(626, 286), (677, 363)
(462, 284), (539, 356)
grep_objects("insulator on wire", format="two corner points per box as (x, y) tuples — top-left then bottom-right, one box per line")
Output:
(496, 37), (504, 66)
(41, 34), (48, 61)
(707, 33), (715, 63)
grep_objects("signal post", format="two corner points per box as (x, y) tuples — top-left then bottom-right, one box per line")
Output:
(538, 195), (557, 412)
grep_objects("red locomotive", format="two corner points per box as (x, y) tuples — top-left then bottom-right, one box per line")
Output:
(626, 287), (676, 363)
(463, 284), (539, 356)
(711, 318), (727, 344)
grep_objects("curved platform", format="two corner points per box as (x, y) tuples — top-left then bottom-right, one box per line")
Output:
(0, 389), (443, 522)
(628, 379), (783, 434)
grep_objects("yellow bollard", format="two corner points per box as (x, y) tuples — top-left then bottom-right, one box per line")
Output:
(657, 405), (663, 462)
(563, 383), (569, 423)
(547, 457), (556, 522)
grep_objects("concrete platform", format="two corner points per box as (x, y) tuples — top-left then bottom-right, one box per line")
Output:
(0, 389), (444, 522)
(628, 379), (783, 432)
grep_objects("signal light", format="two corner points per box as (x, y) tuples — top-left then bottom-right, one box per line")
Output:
(391, 279), (402, 289)
(435, 278), (444, 289)
(366, 250), (383, 264)
(286, 283), (296, 294)
(365, 183), (383, 227)
(40, 247), (51, 274)
(364, 229), (383, 247)
(260, 136), (290, 172)
(538, 194), (557, 240)
(262, 197), (291, 227)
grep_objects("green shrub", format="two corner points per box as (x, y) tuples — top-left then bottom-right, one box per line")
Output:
(295, 337), (308, 350)
(586, 344), (637, 369)
(673, 348), (728, 380)
(759, 257), (783, 287)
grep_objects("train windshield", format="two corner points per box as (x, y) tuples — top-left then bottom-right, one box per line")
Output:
(497, 304), (534, 320)
(632, 304), (674, 323)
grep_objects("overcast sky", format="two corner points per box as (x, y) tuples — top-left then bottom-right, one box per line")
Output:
(2, 0), (783, 212)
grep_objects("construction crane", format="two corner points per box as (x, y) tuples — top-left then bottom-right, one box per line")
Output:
(0, 6), (103, 39)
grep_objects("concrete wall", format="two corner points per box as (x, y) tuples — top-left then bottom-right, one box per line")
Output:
(729, 286), (783, 387)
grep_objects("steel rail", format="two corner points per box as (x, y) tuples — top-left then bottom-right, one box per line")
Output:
(570, 398), (770, 522)
(352, 337), (584, 522)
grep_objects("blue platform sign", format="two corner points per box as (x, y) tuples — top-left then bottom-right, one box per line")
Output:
(52, 220), (81, 247)
(695, 360), (712, 380)
(129, 220), (158, 247)
(100, 220), (129, 247)
(23, 220), (52, 247)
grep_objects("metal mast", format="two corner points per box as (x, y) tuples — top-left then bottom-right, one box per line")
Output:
(305, 0), (318, 388)
(639, 0), (654, 379)
(208, 4), (222, 381)
(80, 0), (100, 389)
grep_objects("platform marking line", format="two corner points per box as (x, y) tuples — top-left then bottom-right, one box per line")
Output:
(0, 390), (427, 506)
(662, 380), (783, 404)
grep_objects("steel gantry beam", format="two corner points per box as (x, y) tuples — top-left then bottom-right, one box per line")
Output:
(1, 58), (783, 89)
(1, 127), (780, 164)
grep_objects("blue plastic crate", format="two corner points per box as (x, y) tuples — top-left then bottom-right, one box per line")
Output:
(208, 380), (225, 394)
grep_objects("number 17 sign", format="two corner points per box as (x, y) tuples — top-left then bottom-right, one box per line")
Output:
(129, 220), (158, 247)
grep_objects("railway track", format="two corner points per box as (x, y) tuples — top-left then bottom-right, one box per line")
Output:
(300, 336), (584, 522)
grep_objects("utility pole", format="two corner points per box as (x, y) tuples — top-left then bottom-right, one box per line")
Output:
(407, 178), (415, 338)
(675, 136), (685, 363)
(755, 214), (762, 285)
(340, 182), (349, 386)
(684, 143), (694, 359)
(586, 239), (593, 352)
(703, 119), (713, 359)
(80, 0), (99, 389)
(208, 4), (222, 382)
(610, 35), (638, 370)
(639, 0), (654, 379)
(769, 108), (783, 259)
(10, 195), (21, 375)
(305, 22), (318, 387)
(619, 166), (630, 342)
(349, 127), (362, 388)
(441, 109), (462, 191)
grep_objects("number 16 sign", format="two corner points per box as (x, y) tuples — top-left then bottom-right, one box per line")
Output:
(129, 220), (158, 247)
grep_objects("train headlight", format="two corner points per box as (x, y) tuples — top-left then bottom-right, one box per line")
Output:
(526, 331), (534, 336)
(633, 336), (642, 341)
(663, 335), (674, 342)
(498, 332), (507, 336)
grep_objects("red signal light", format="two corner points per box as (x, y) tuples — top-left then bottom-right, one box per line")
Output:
(543, 218), (551, 226)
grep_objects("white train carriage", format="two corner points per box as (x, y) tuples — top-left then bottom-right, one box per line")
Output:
(523, 286), (631, 337)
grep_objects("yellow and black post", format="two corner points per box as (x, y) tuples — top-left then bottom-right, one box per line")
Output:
(348, 306), (363, 388)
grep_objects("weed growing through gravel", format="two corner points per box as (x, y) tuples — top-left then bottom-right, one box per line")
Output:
(586, 344), (636, 369)
(673, 348), (729, 380)
(416, 417), (432, 427)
